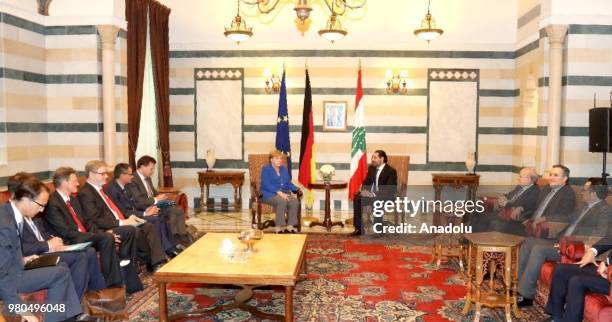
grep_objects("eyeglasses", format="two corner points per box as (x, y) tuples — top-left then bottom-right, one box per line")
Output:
(91, 171), (108, 176)
(30, 198), (46, 210)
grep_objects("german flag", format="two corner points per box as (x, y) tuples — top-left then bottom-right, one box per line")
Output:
(299, 68), (316, 190)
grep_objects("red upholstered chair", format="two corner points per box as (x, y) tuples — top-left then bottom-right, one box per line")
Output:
(536, 238), (612, 322)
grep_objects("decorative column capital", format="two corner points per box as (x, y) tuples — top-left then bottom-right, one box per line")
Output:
(97, 25), (120, 49)
(37, 0), (52, 16)
(545, 24), (568, 45)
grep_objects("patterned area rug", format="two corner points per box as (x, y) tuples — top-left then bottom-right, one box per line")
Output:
(127, 235), (550, 321)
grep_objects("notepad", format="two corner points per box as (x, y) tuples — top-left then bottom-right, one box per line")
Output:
(24, 254), (60, 270)
(47, 242), (92, 253)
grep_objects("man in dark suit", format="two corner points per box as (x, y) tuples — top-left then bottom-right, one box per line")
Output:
(517, 177), (610, 308)
(0, 177), (82, 322)
(545, 233), (612, 322)
(21, 214), (106, 300)
(126, 155), (190, 245)
(521, 164), (576, 237)
(105, 163), (179, 257)
(44, 167), (132, 290)
(351, 150), (397, 235)
(472, 167), (540, 233)
(78, 160), (166, 272)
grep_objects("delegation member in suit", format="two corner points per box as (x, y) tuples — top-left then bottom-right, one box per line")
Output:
(472, 167), (540, 233)
(0, 177), (82, 322)
(44, 167), (128, 289)
(126, 155), (191, 245)
(105, 163), (179, 257)
(351, 150), (398, 236)
(78, 160), (166, 272)
(20, 216), (107, 300)
(545, 234), (612, 322)
(260, 150), (301, 233)
(520, 164), (576, 237)
(516, 178), (611, 307)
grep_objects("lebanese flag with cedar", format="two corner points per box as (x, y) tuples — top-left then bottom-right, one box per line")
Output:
(348, 67), (367, 200)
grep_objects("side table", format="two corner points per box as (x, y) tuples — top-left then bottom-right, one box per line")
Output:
(197, 171), (245, 211)
(309, 181), (347, 232)
(463, 232), (524, 322)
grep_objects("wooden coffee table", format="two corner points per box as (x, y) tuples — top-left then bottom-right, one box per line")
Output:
(154, 233), (307, 321)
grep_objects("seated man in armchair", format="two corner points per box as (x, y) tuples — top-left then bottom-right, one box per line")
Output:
(517, 178), (611, 307)
(545, 233), (612, 322)
(351, 150), (397, 236)
(473, 167), (540, 233)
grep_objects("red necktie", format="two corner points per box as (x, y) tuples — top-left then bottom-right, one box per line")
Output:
(99, 188), (126, 220)
(66, 200), (87, 233)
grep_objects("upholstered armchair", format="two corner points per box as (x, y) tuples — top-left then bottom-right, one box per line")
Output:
(386, 155), (410, 224)
(536, 238), (612, 322)
(248, 154), (302, 231)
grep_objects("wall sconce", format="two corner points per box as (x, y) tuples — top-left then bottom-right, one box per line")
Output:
(264, 69), (281, 94)
(386, 70), (409, 94)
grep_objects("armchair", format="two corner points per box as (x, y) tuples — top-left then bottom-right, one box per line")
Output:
(536, 238), (612, 322)
(386, 155), (410, 224)
(248, 154), (302, 231)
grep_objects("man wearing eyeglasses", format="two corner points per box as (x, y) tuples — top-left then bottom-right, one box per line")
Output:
(7, 172), (107, 304)
(76, 160), (145, 293)
(472, 167), (540, 233)
(516, 177), (610, 308)
(104, 163), (179, 258)
(44, 167), (133, 291)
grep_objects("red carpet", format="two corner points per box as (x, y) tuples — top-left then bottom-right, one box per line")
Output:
(128, 235), (548, 321)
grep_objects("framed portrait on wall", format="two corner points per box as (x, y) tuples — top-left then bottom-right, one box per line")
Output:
(323, 101), (347, 131)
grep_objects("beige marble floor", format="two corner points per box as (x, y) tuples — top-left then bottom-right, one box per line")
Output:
(186, 209), (356, 234)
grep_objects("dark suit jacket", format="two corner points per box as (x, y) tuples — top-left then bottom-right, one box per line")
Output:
(0, 203), (26, 305)
(361, 163), (398, 199)
(592, 235), (612, 264)
(557, 201), (612, 238)
(104, 180), (144, 218)
(44, 191), (101, 244)
(21, 217), (53, 256)
(506, 184), (539, 209)
(126, 173), (157, 211)
(531, 184), (576, 222)
(78, 183), (122, 231)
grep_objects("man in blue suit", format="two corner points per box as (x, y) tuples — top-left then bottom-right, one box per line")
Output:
(8, 172), (106, 301)
(0, 177), (82, 321)
(545, 234), (612, 322)
(105, 163), (179, 257)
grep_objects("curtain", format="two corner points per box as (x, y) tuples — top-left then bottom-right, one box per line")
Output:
(135, 16), (160, 186)
(126, 0), (149, 169)
(149, 1), (173, 187)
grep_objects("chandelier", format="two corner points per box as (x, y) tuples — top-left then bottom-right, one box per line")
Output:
(414, 0), (443, 42)
(224, 0), (367, 43)
(224, 0), (254, 44)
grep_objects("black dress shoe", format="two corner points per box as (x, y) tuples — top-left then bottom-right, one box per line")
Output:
(517, 297), (533, 307)
(166, 249), (180, 258)
(349, 230), (362, 236)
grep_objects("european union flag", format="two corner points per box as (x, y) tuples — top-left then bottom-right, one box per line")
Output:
(275, 70), (292, 177)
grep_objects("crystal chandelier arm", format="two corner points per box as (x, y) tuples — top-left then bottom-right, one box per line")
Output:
(240, 0), (282, 14)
